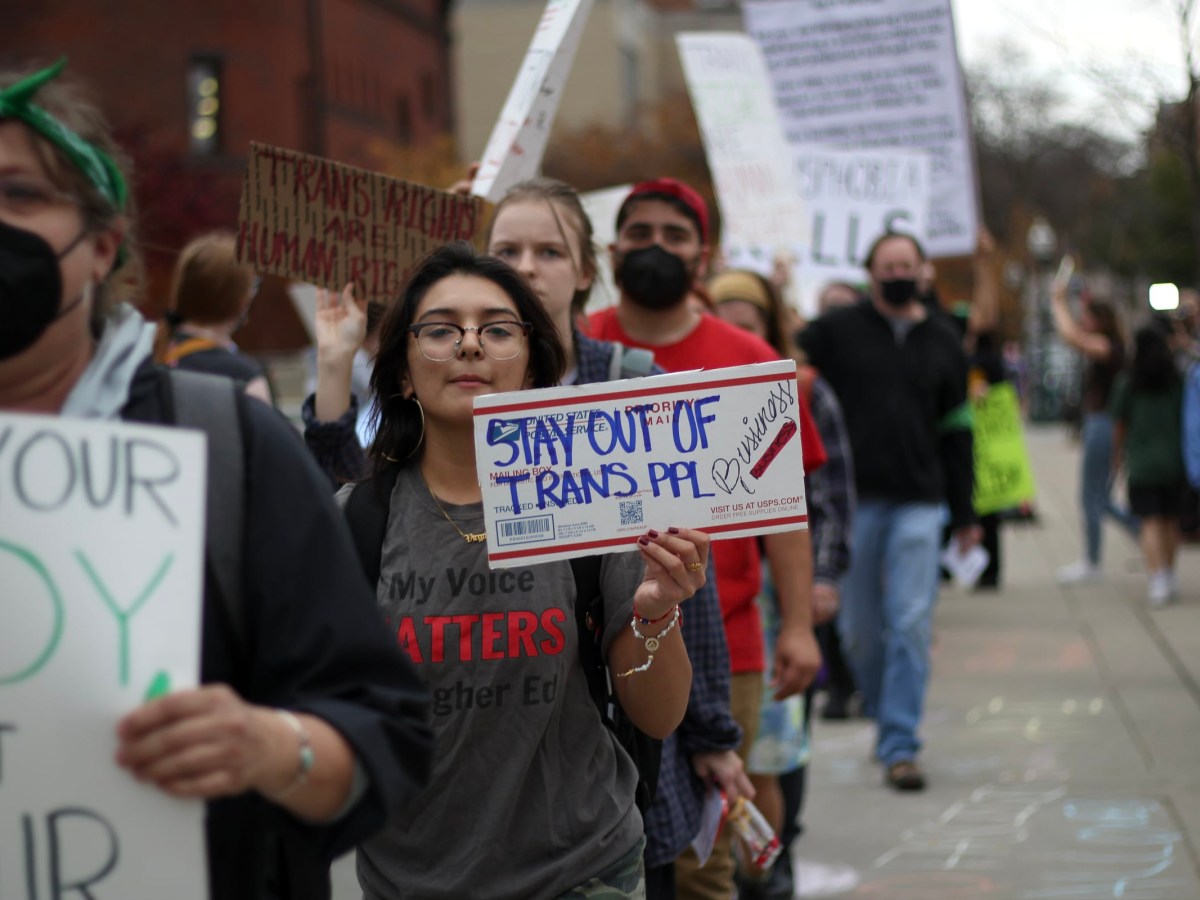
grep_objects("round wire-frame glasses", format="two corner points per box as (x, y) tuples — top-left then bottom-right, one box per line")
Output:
(408, 320), (532, 361)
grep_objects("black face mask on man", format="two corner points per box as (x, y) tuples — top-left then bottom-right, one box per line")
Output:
(0, 218), (89, 361)
(879, 277), (918, 309)
(615, 245), (693, 311)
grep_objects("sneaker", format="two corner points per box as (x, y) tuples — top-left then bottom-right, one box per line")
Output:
(884, 759), (926, 792)
(1057, 561), (1103, 584)
(1167, 569), (1180, 598)
(1148, 572), (1174, 607)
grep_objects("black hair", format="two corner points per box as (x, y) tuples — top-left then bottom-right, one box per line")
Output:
(863, 231), (927, 270)
(1086, 300), (1125, 353)
(1129, 323), (1179, 393)
(367, 242), (566, 476)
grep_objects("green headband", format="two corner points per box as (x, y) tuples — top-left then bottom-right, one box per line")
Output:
(0, 58), (127, 211)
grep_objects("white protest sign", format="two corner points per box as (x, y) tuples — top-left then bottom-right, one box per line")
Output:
(579, 183), (631, 312)
(725, 145), (931, 315)
(743, 0), (978, 258)
(677, 33), (808, 251)
(0, 414), (208, 899)
(472, 0), (593, 203)
(473, 361), (808, 568)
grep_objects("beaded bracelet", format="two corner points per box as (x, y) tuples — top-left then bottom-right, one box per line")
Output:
(617, 605), (681, 678)
(635, 602), (676, 625)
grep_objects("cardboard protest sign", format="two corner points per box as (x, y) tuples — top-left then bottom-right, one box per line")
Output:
(238, 142), (484, 302)
(743, 0), (978, 258)
(972, 382), (1037, 514)
(473, 361), (808, 568)
(471, 0), (593, 203)
(677, 33), (808, 252)
(0, 414), (208, 899)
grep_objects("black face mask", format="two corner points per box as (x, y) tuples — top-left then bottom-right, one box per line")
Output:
(879, 278), (918, 308)
(0, 219), (88, 361)
(615, 245), (693, 311)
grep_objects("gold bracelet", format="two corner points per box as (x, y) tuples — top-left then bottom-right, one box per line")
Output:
(270, 710), (315, 800)
(617, 605), (681, 678)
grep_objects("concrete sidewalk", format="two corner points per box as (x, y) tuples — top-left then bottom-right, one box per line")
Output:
(795, 423), (1200, 899)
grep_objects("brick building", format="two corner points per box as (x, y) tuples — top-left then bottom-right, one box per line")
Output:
(6, 0), (454, 352)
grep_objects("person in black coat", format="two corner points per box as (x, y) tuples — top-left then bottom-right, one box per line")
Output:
(0, 58), (431, 900)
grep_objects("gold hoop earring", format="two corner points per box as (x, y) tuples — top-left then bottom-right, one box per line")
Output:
(382, 394), (425, 462)
(405, 397), (425, 460)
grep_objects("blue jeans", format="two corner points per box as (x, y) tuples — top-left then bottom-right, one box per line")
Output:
(838, 501), (942, 766)
(1080, 412), (1139, 564)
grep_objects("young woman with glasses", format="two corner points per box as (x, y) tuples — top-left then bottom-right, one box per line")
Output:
(344, 241), (706, 899)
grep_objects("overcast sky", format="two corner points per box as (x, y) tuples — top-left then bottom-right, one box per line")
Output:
(951, 0), (1195, 137)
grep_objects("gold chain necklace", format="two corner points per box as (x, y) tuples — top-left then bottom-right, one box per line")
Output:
(423, 477), (487, 543)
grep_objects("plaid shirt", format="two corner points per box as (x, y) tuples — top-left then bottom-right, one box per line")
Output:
(575, 332), (742, 867)
(301, 392), (369, 485)
(641, 557), (741, 866)
(805, 375), (855, 586)
(574, 331), (623, 384)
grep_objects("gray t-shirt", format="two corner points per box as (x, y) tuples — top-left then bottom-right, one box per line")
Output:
(353, 465), (644, 900)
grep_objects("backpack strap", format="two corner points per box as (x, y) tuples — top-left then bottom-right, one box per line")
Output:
(168, 369), (246, 649)
(344, 464), (401, 589)
(607, 342), (656, 381)
(607, 342), (625, 382)
(570, 555), (608, 717)
(619, 348), (656, 379)
(164, 336), (220, 366)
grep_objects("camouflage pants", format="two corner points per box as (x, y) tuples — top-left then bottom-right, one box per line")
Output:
(557, 838), (647, 900)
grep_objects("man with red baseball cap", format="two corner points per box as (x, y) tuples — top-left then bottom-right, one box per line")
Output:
(589, 178), (825, 900)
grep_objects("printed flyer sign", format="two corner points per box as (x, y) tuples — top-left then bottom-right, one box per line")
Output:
(972, 382), (1037, 514)
(723, 144), (932, 316)
(677, 32), (808, 251)
(471, 0), (593, 202)
(237, 142), (483, 302)
(743, 0), (978, 257)
(0, 413), (208, 899)
(473, 361), (808, 568)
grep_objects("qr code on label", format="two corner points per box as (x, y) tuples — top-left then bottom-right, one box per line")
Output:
(619, 499), (644, 526)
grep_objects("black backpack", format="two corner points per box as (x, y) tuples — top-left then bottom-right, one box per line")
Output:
(343, 464), (661, 813)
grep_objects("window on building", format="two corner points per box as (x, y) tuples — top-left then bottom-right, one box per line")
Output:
(396, 93), (413, 145)
(188, 57), (222, 157)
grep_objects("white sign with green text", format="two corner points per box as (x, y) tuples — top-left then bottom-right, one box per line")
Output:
(0, 413), (208, 899)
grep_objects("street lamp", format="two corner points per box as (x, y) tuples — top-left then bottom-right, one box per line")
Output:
(1149, 283), (1180, 311)
(1026, 218), (1057, 264)
(1024, 218), (1059, 421)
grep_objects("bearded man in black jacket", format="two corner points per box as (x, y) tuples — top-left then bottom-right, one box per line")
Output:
(799, 231), (980, 792)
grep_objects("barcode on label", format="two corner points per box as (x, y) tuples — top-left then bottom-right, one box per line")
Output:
(495, 514), (555, 547)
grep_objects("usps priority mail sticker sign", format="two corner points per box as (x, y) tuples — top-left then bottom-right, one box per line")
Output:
(473, 360), (808, 568)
